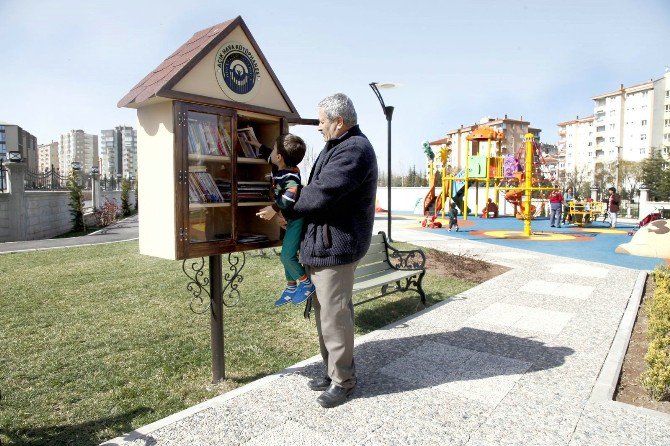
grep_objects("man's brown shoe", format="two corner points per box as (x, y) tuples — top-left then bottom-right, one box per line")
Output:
(307, 376), (331, 391)
(316, 383), (354, 408)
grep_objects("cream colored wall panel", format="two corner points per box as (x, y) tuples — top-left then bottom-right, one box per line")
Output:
(173, 26), (291, 113)
(137, 101), (177, 259)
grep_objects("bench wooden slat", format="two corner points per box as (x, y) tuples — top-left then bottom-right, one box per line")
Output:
(358, 251), (388, 266)
(354, 261), (392, 279)
(353, 269), (420, 293)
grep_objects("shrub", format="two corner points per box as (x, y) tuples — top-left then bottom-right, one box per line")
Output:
(640, 266), (670, 400)
(67, 171), (85, 232)
(121, 178), (131, 217)
(94, 198), (121, 227)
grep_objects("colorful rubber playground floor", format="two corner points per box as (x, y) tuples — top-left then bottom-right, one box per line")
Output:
(388, 213), (666, 270)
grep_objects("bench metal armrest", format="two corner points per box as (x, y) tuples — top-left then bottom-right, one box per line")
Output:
(388, 245), (426, 271)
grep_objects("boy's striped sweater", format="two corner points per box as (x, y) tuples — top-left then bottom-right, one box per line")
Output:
(271, 167), (301, 212)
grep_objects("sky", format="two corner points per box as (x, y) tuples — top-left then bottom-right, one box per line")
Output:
(1, 0), (669, 174)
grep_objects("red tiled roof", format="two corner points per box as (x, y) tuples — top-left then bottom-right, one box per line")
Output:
(119, 18), (238, 107)
(429, 137), (452, 145)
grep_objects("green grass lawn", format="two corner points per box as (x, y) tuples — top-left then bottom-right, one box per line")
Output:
(0, 241), (475, 445)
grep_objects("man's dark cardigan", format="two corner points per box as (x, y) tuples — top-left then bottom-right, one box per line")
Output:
(284, 125), (378, 267)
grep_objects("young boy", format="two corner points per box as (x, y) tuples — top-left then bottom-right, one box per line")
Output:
(448, 202), (459, 232)
(255, 134), (315, 306)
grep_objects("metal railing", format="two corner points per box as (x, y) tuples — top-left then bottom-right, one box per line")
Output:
(25, 165), (69, 191)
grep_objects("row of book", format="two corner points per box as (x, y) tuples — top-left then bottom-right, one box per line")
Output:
(187, 119), (231, 157)
(189, 170), (225, 204)
(188, 169), (272, 204)
(187, 117), (261, 159)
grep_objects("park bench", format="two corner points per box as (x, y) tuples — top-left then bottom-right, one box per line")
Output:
(303, 232), (427, 318)
(352, 232), (426, 306)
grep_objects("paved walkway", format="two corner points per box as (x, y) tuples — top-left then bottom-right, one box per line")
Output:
(0, 215), (138, 254)
(103, 219), (670, 446)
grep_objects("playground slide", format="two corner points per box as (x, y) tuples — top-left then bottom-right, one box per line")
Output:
(505, 190), (536, 219)
(423, 169), (472, 216)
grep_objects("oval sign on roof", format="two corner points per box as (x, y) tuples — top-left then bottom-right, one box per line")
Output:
(214, 41), (261, 102)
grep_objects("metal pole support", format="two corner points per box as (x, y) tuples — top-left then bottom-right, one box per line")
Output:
(209, 255), (225, 382)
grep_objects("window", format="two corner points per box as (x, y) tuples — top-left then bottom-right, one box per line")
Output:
(610, 137), (615, 142)
(588, 142), (593, 146)
(610, 110), (615, 116)
(609, 124), (616, 130)
(641, 134), (647, 140)
(642, 120), (647, 126)
(665, 119), (670, 127)
(666, 105), (670, 112)
(640, 148), (646, 155)
(666, 90), (669, 98)
(597, 125), (606, 132)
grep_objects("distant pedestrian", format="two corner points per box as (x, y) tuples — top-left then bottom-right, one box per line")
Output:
(448, 202), (459, 231)
(608, 187), (621, 228)
(563, 187), (576, 224)
(549, 186), (564, 228)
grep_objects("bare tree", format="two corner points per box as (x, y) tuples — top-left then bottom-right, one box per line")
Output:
(565, 165), (590, 198)
(620, 160), (642, 201)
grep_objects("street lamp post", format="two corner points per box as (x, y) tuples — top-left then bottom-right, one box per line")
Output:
(615, 145), (622, 191)
(91, 166), (99, 211)
(370, 82), (398, 242)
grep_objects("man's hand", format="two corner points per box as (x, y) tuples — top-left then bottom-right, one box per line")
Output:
(276, 213), (287, 229)
(256, 206), (277, 220)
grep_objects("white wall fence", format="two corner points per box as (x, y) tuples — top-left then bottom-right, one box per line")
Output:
(0, 162), (136, 242)
(376, 185), (653, 220)
(375, 186), (537, 217)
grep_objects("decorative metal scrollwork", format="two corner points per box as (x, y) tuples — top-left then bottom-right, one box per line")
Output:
(182, 257), (210, 314)
(388, 246), (427, 270)
(222, 252), (245, 307)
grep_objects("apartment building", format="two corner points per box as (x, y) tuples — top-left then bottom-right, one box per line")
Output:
(559, 70), (670, 184)
(100, 125), (137, 179)
(431, 116), (541, 173)
(37, 141), (59, 172)
(0, 121), (38, 170)
(59, 130), (99, 174)
(557, 116), (595, 179)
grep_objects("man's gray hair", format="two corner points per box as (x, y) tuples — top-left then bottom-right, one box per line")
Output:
(318, 93), (357, 126)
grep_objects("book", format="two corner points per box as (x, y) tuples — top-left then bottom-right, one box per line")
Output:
(218, 121), (233, 154)
(188, 170), (225, 203)
(238, 127), (260, 147)
(237, 129), (256, 158)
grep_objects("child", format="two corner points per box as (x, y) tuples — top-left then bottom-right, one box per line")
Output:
(448, 202), (459, 232)
(255, 134), (315, 307)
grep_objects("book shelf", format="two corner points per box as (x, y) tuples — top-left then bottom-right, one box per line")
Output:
(134, 99), (288, 260)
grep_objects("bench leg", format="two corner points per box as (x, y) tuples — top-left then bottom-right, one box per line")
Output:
(416, 271), (427, 305)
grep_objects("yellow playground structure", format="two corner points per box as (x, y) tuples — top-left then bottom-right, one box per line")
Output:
(424, 127), (556, 236)
(567, 200), (607, 226)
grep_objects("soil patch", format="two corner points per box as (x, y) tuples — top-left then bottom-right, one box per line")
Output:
(614, 275), (670, 413)
(424, 248), (510, 284)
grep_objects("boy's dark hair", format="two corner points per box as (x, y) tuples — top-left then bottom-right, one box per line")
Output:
(608, 187), (616, 193)
(276, 134), (306, 167)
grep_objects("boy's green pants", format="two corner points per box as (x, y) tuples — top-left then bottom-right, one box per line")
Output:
(281, 217), (305, 282)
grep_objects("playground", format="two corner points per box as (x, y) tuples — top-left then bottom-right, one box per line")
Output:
(394, 212), (663, 270)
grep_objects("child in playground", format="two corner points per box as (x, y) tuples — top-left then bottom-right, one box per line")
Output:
(448, 202), (459, 231)
(255, 134), (316, 307)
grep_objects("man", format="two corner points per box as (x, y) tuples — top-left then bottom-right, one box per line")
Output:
(548, 186), (564, 228)
(608, 186), (621, 228)
(283, 93), (378, 408)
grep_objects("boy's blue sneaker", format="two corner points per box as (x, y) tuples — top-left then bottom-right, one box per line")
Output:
(292, 279), (316, 305)
(275, 285), (296, 307)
